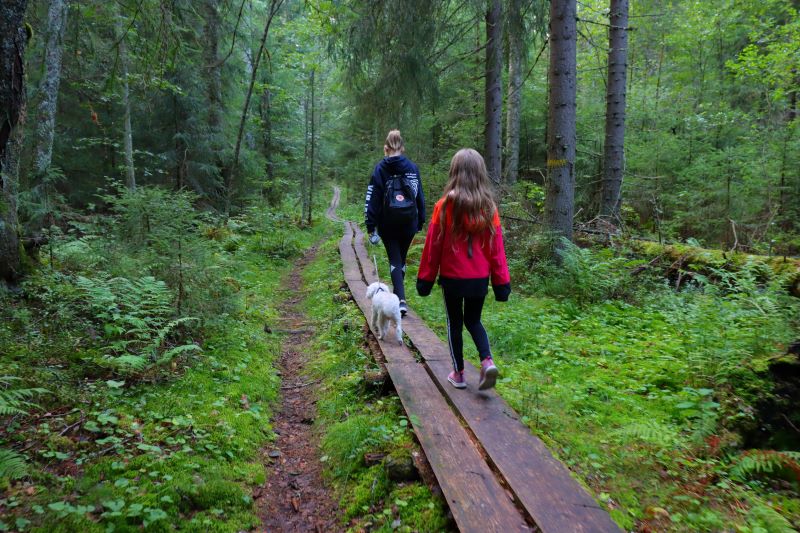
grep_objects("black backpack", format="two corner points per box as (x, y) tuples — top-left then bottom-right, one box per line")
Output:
(383, 174), (417, 227)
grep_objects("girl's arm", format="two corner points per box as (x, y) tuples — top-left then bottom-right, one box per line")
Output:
(415, 166), (426, 232)
(364, 168), (383, 234)
(416, 202), (443, 296)
(489, 211), (511, 301)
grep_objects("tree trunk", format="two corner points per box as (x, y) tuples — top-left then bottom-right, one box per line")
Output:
(484, 0), (503, 184)
(302, 95), (309, 221)
(544, 0), (577, 245)
(504, 0), (523, 185)
(173, 91), (188, 190)
(229, 0), (283, 216)
(0, 0), (28, 283)
(34, 0), (68, 178)
(117, 19), (136, 191)
(259, 84), (276, 203)
(202, 0), (224, 183)
(599, 0), (629, 220)
(308, 69), (315, 226)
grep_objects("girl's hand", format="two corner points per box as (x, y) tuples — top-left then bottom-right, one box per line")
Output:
(493, 283), (511, 302)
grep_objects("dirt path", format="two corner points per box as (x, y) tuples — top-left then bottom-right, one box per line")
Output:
(256, 236), (342, 532)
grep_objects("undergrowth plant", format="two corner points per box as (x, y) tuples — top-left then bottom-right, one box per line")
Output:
(303, 232), (452, 532)
(0, 200), (328, 531)
(405, 232), (800, 532)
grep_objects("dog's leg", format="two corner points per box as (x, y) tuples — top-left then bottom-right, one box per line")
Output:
(379, 315), (388, 340)
(372, 308), (383, 339)
(395, 312), (403, 345)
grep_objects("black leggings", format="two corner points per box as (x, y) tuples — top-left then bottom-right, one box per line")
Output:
(381, 233), (414, 301)
(442, 289), (492, 372)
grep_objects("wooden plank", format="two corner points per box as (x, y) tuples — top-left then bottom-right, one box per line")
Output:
(352, 226), (379, 285)
(339, 223), (363, 282)
(351, 231), (622, 533)
(341, 234), (531, 533)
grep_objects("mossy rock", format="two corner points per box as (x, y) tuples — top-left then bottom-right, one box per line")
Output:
(384, 448), (419, 482)
(180, 479), (250, 512)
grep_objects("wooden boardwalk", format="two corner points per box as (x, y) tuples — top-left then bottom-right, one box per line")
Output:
(339, 216), (622, 533)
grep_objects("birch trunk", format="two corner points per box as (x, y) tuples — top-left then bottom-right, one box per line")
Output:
(504, 0), (523, 185)
(34, 0), (68, 178)
(545, 0), (577, 245)
(0, 0), (28, 282)
(599, 0), (629, 220)
(484, 0), (503, 184)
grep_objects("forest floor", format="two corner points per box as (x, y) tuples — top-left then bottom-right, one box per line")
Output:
(2, 186), (798, 533)
(257, 238), (342, 532)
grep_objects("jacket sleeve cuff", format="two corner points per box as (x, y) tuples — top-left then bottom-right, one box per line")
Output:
(366, 224), (375, 234)
(417, 278), (434, 297)
(492, 283), (511, 302)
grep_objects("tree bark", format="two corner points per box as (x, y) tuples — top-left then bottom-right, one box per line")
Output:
(544, 0), (577, 245)
(259, 84), (276, 203)
(202, 0), (224, 182)
(229, 0), (283, 216)
(302, 95), (309, 222)
(117, 19), (136, 191)
(34, 0), (68, 178)
(504, 0), (523, 185)
(308, 69), (315, 226)
(599, 0), (629, 220)
(0, 0), (28, 283)
(484, 0), (503, 184)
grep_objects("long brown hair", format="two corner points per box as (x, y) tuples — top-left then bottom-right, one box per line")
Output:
(439, 148), (497, 237)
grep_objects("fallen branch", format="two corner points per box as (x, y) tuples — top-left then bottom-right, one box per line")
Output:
(280, 379), (320, 390)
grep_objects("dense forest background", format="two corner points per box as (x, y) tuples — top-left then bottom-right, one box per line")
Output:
(1, 0), (799, 531)
(3, 0), (798, 250)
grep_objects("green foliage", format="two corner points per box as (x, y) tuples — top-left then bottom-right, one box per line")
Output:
(303, 236), (450, 531)
(406, 235), (800, 531)
(0, 204), (329, 531)
(0, 376), (48, 416)
(518, 238), (648, 305)
(730, 450), (800, 482)
(0, 448), (29, 480)
(746, 501), (797, 533)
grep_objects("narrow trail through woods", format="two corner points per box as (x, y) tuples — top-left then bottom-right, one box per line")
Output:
(256, 221), (342, 531)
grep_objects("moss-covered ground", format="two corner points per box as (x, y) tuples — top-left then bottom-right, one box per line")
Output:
(403, 233), (800, 532)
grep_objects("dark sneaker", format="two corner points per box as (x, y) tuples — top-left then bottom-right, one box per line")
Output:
(478, 357), (498, 390)
(399, 300), (408, 317)
(447, 370), (466, 389)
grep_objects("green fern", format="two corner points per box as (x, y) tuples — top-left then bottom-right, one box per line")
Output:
(0, 448), (29, 480)
(747, 501), (796, 533)
(101, 354), (149, 374)
(616, 421), (683, 449)
(156, 344), (202, 366)
(0, 376), (48, 416)
(731, 450), (800, 482)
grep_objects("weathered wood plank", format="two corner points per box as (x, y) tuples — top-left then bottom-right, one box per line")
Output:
(342, 234), (531, 533)
(351, 229), (622, 533)
(352, 225), (379, 285)
(339, 223), (363, 282)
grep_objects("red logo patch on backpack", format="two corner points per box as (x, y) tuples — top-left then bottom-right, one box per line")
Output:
(395, 194), (405, 202)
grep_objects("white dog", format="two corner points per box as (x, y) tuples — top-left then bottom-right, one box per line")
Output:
(365, 282), (403, 345)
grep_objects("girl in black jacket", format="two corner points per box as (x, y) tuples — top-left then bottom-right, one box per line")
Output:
(364, 130), (426, 316)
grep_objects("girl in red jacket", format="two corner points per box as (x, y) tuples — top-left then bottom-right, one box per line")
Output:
(416, 149), (511, 390)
